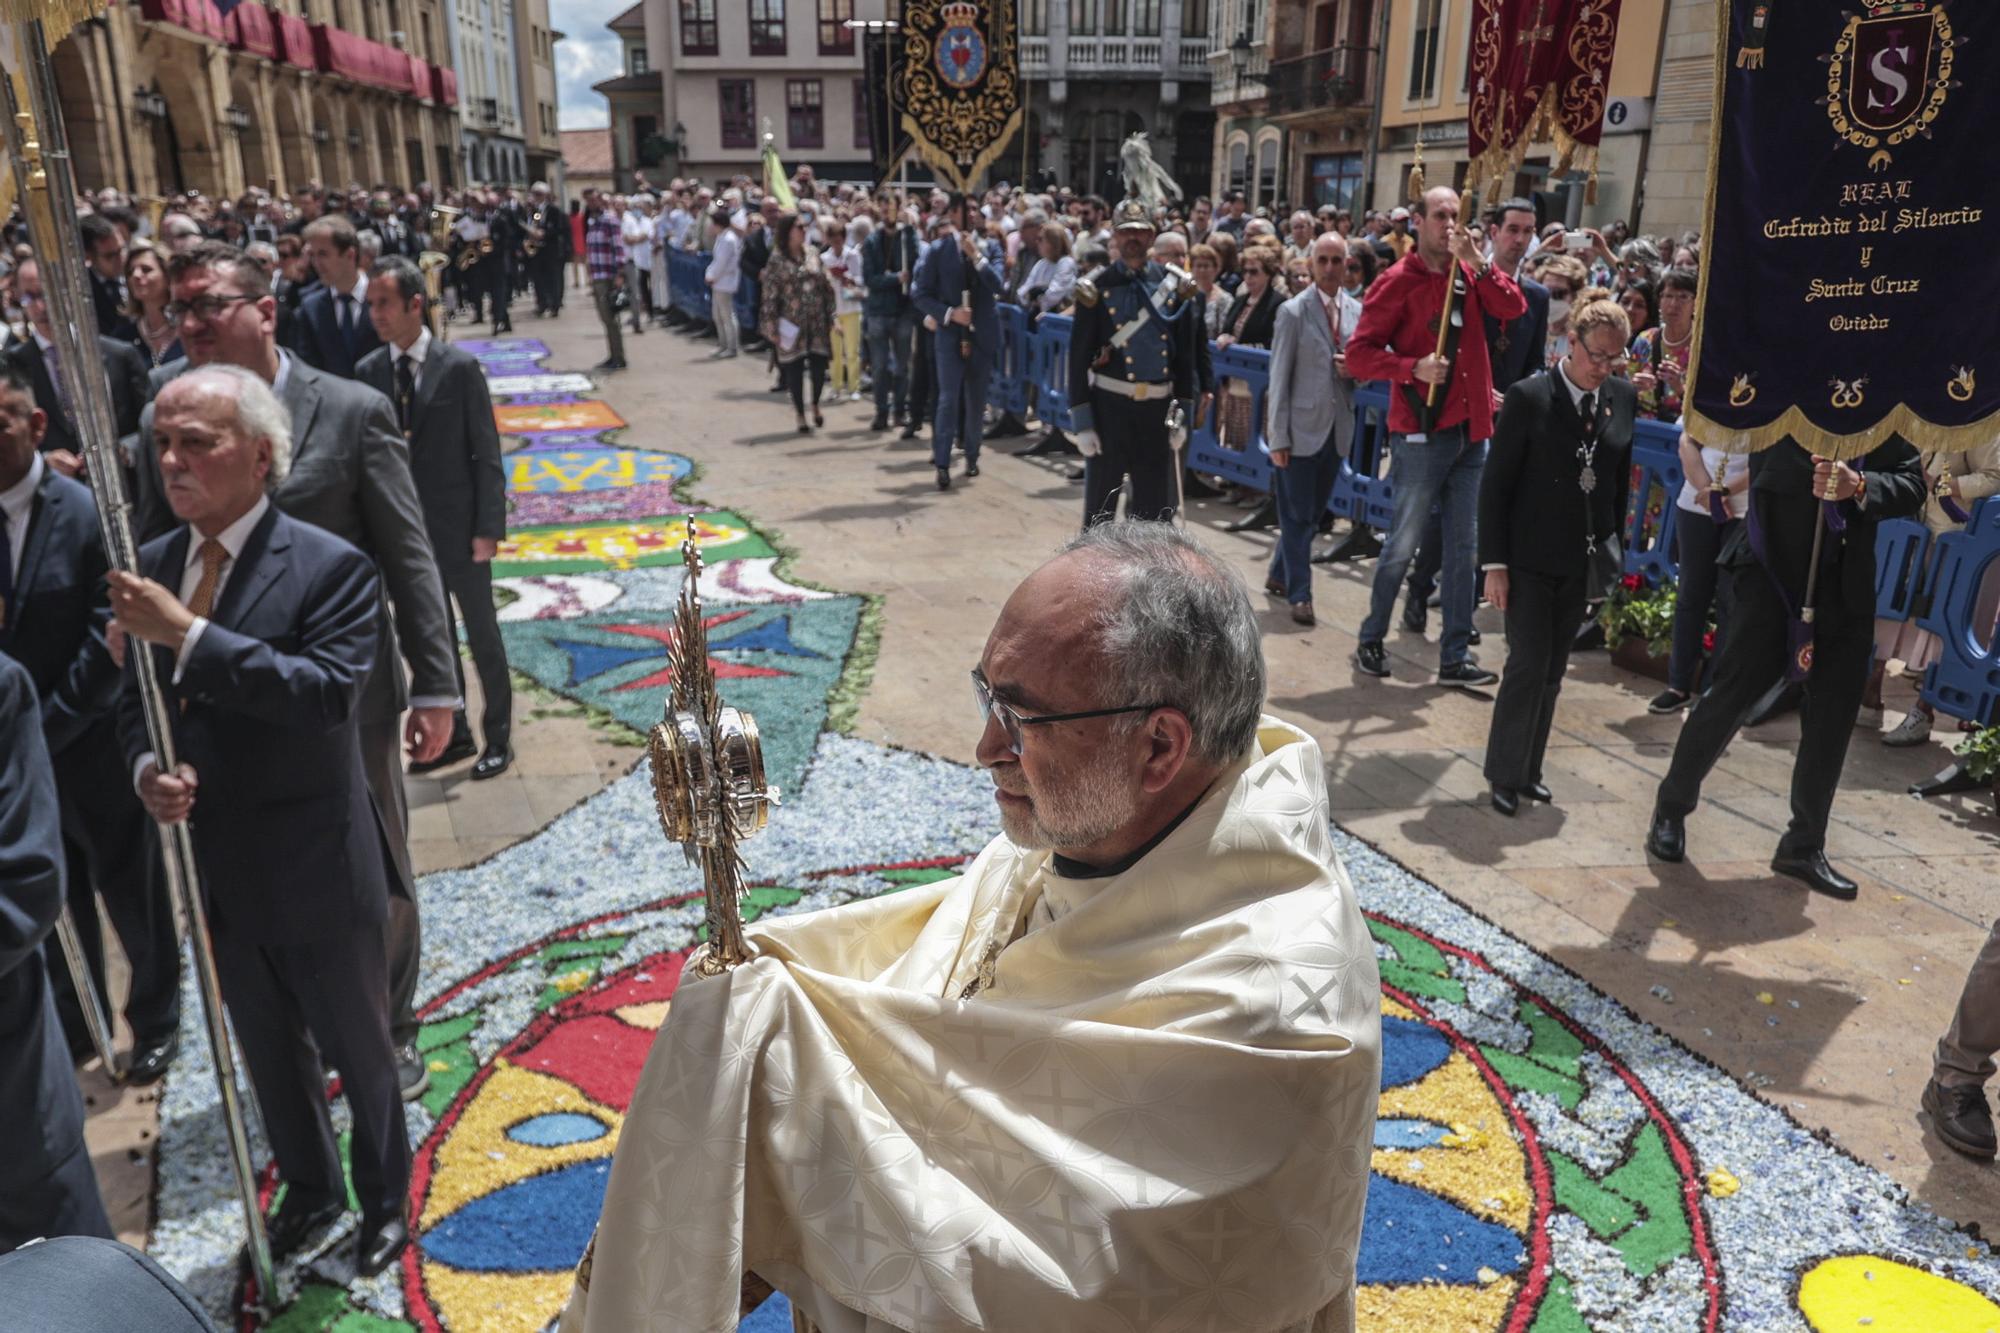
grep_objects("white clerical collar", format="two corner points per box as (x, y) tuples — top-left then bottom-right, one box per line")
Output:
(184, 493), (270, 571)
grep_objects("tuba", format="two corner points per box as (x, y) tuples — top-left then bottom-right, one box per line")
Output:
(420, 203), (461, 338)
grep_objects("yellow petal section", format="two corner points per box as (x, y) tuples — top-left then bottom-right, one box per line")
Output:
(1374, 1050), (1532, 1233)
(1799, 1256), (2000, 1333)
(614, 1000), (672, 1031)
(421, 1262), (580, 1333)
(419, 1060), (624, 1229)
(1357, 1276), (1519, 1329)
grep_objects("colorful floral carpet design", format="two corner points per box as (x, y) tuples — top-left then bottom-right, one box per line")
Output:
(146, 339), (2000, 1333)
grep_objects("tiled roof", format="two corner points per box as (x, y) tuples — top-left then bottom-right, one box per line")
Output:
(560, 128), (615, 175)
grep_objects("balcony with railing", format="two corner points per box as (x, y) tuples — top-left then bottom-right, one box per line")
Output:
(1019, 35), (1215, 80)
(1265, 45), (1375, 118)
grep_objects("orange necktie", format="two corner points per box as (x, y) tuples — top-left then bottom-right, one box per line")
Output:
(185, 538), (228, 619)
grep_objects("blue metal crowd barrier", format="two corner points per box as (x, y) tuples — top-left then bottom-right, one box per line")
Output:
(1185, 345), (1275, 490)
(1623, 419), (1685, 584)
(1873, 519), (1932, 621)
(665, 247), (709, 321)
(1027, 313), (1075, 432)
(1918, 496), (2000, 727)
(994, 303), (1032, 419)
(1330, 384), (1397, 533)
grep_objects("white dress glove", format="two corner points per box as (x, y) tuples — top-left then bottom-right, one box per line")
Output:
(1074, 430), (1102, 458)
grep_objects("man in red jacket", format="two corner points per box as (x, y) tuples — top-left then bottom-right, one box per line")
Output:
(1344, 186), (1524, 686)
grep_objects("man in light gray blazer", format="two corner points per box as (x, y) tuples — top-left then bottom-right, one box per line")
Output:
(131, 242), (460, 1098)
(1262, 232), (1362, 626)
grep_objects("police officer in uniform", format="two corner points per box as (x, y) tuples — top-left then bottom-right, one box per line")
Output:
(1068, 199), (1203, 525)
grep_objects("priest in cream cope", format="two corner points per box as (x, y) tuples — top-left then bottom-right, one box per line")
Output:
(561, 522), (1383, 1332)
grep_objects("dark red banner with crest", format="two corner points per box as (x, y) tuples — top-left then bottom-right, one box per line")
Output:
(1465, 0), (1621, 200)
(1685, 0), (1995, 458)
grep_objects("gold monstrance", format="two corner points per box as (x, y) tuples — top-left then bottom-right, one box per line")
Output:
(647, 523), (781, 976)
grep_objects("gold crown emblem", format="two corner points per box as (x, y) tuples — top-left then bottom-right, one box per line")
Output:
(941, 0), (979, 26)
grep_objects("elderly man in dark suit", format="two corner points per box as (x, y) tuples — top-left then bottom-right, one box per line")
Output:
(0, 367), (180, 1079)
(295, 216), (384, 380)
(130, 241), (459, 1098)
(359, 257), (512, 778)
(109, 365), (410, 1276)
(1478, 299), (1634, 816)
(6, 258), (150, 478)
(0, 652), (114, 1253)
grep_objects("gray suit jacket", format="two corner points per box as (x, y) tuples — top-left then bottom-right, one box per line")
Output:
(1263, 286), (1360, 461)
(132, 354), (458, 722)
(354, 341), (507, 559)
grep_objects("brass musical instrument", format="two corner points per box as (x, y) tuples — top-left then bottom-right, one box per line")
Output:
(455, 236), (494, 272)
(420, 203), (460, 337)
(647, 524), (780, 977)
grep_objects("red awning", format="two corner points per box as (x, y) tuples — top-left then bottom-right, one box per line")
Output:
(140, 0), (226, 42)
(407, 53), (432, 101)
(309, 23), (415, 92)
(224, 1), (277, 59)
(275, 12), (315, 70)
(431, 64), (458, 108)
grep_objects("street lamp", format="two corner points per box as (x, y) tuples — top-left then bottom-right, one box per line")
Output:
(133, 86), (169, 121)
(223, 103), (251, 135)
(1229, 31), (1252, 78)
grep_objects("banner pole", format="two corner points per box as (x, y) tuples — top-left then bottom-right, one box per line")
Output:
(1, 18), (277, 1315)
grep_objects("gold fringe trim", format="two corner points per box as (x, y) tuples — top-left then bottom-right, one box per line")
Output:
(901, 104), (1024, 194)
(1682, 401), (2000, 462)
(0, 0), (106, 48)
(1467, 92), (1603, 202)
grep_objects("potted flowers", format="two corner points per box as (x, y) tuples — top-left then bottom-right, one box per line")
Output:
(1952, 726), (2000, 817)
(1600, 573), (1679, 681)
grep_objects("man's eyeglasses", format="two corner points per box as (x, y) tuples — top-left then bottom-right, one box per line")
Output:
(971, 668), (1165, 757)
(166, 294), (257, 324)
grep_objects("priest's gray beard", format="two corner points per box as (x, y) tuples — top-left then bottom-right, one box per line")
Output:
(995, 742), (1140, 851)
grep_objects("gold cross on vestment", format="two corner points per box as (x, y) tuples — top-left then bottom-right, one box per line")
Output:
(1521, 0), (1556, 48)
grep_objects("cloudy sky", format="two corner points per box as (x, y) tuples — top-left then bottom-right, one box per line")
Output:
(552, 0), (630, 130)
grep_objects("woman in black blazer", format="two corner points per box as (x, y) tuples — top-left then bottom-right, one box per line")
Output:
(1478, 300), (1638, 814)
(1214, 246), (1284, 450)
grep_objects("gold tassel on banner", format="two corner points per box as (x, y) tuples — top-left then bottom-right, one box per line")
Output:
(1586, 168), (1598, 205)
(1407, 150), (1426, 204)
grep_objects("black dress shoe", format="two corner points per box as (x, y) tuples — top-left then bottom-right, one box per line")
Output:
(1771, 850), (1859, 901)
(1520, 782), (1552, 804)
(1490, 786), (1520, 816)
(397, 1043), (430, 1101)
(126, 1031), (180, 1085)
(1911, 761), (1987, 798)
(966, 460), (980, 478)
(1400, 603), (1428, 634)
(870, 415), (889, 431)
(1314, 526), (1382, 563)
(1017, 430), (1079, 457)
(409, 733), (478, 775)
(471, 746), (513, 781)
(265, 1190), (345, 1261)
(356, 1214), (409, 1278)
(1923, 1078), (1998, 1160)
(1223, 498), (1278, 532)
(1467, 626), (1483, 646)
(900, 423), (923, 440)
(936, 467), (951, 491)
(1290, 602), (1315, 627)
(1354, 641), (1390, 678)
(1645, 808), (1686, 862)
(1743, 680), (1802, 728)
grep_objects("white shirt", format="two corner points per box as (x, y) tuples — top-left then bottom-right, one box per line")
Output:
(1676, 445), (1750, 519)
(131, 494), (272, 789)
(329, 270), (369, 330)
(392, 327), (433, 388)
(1314, 283), (1361, 352)
(1, 451), (44, 581)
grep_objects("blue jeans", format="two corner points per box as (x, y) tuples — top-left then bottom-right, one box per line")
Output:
(865, 309), (915, 420)
(1268, 439), (1342, 604)
(1359, 426), (1486, 666)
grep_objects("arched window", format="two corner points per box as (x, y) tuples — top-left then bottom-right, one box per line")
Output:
(1226, 135), (1248, 194)
(1254, 134), (1279, 207)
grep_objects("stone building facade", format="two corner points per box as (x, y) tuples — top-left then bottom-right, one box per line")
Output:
(56, 0), (462, 199)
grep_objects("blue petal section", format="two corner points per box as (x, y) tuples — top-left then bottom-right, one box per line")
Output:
(711, 616), (824, 659)
(555, 638), (662, 686)
(1373, 1118), (1450, 1150)
(419, 1159), (611, 1272)
(743, 1293), (794, 1331)
(505, 1112), (611, 1148)
(1380, 1014), (1452, 1091)
(1357, 1175), (1524, 1285)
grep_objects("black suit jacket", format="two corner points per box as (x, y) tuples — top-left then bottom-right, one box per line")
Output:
(1220, 286), (1283, 349)
(117, 506), (389, 942)
(0, 467), (115, 758)
(1480, 369), (1636, 579)
(1487, 275), (1551, 392)
(0, 653), (85, 1204)
(90, 270), (137, 344)
(4, 337), (149, 459)
(355, 341), (507, 557)
(294, 285), (385, 379)
(1720, 437), (1926, 614)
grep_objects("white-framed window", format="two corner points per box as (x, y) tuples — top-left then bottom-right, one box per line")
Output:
(1254, 129), (1280, 208)
(1405, 0), (1446, 106)
(1226, 133), (1250, 194)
